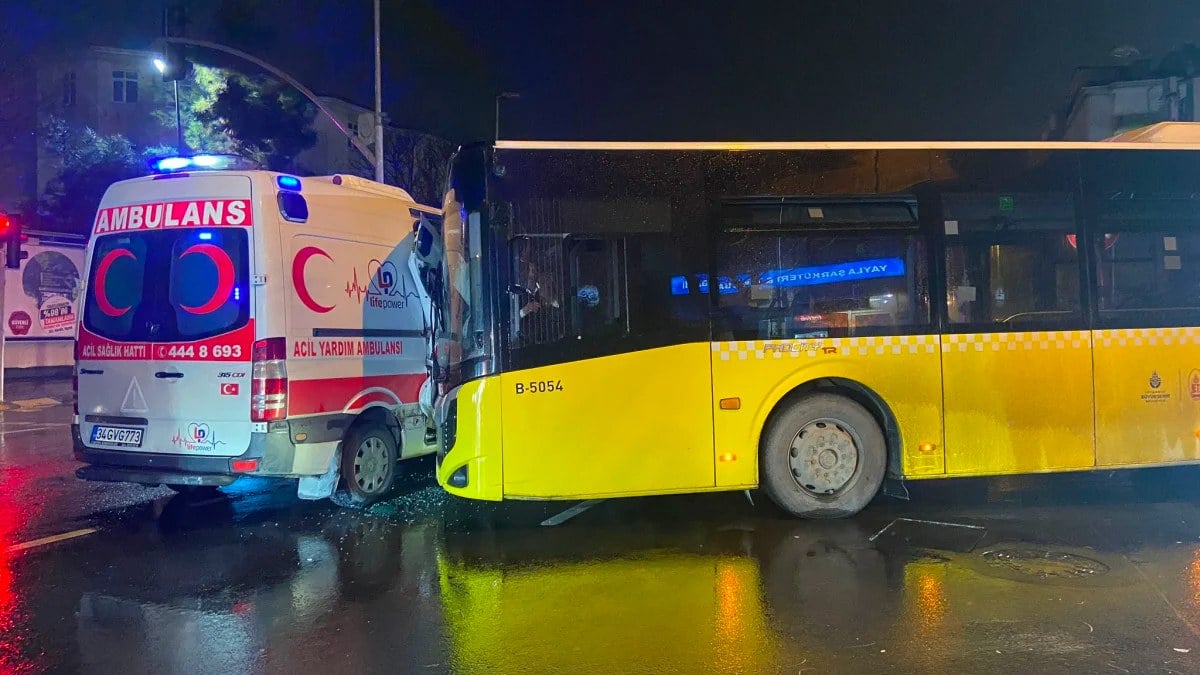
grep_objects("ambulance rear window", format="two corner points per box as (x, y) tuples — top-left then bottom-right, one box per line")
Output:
(84, 230), (250, 342)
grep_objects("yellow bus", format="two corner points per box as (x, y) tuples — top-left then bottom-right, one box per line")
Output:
(432, 140), (1200, 517)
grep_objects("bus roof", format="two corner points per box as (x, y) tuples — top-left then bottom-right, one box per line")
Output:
(495, 139), (1200, 152)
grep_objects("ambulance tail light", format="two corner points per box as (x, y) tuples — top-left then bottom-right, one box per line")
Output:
(251, 338), (288, 422)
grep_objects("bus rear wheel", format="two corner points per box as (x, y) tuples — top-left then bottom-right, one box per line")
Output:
(760, 393), (886, 518)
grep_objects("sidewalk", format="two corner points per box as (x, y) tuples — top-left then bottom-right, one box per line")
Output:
(1, 371), (74, 409)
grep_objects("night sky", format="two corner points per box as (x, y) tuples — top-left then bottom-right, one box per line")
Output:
(4, 0), (1200, 142)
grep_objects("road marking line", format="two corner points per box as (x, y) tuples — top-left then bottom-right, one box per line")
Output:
(8, 527), (100, 553)
(1126, 553), (1200, 641)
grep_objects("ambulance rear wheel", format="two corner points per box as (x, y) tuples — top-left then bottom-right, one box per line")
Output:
(336, 422), (399, 507)
(760, 393), (886, 519)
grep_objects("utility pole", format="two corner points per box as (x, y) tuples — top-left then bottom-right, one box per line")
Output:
(373, 0), (385, 183)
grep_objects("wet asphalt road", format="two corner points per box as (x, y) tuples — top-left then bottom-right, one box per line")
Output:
(7, 405), (1200, 672)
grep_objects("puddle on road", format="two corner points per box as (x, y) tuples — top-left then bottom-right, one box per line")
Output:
(980, 547), (1110, 580)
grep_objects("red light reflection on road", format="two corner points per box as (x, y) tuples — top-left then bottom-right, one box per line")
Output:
(0, 465), (36, 674)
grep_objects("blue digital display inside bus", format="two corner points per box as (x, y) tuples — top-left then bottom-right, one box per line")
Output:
(763, 257), (905, 288)
(670, 257), (906, 295)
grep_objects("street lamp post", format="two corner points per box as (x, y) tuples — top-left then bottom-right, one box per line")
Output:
(495, 92), (520, 142)
(154, 58), (184, 151)
(373, 0), (385, 183)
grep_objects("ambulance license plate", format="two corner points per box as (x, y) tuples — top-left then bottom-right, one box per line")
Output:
(90, 425), (143, 448)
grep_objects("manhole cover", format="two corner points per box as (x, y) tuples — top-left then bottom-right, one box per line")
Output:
(981, 548), (1109, 579)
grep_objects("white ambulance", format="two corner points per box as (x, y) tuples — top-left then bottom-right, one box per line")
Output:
(73, 155), (443, 506)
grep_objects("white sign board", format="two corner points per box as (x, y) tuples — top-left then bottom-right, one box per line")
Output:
(4, 241), (85, 339)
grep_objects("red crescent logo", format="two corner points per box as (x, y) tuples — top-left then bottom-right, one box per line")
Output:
(178, 244), (235, 315)
(94, 249), (136, 317)
(292, 246), (335, 313)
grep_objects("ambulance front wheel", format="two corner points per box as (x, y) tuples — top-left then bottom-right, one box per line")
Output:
(334, 422), (399, 507)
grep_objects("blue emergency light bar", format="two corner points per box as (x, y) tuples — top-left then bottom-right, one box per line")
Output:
(148, 154), (260, 174)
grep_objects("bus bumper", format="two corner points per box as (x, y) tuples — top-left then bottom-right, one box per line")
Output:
(435, 377), (504, 501)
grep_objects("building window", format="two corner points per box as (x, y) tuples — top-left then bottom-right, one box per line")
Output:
(347, 120), (359, 149)
(62, 71), (76, 106)
(112, 70), (138, 103)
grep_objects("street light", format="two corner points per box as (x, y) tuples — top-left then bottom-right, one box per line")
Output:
(154, 56), (184, 151)
(495, 92), (520, 142)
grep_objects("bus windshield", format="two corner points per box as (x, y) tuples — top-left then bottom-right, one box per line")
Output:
(437, 147), (492, 384)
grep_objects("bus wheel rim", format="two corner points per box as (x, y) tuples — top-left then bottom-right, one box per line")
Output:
(353, 436), (391, 494)
(788, 418), (861, 496)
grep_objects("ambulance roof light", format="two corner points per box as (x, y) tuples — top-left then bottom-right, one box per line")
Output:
(276, 175), (302, 191)
(149, 154), (259, 174)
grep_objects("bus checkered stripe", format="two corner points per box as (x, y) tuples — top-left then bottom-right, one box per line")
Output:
(1096, 327), (1200, 348)
(708, 328), (1200, 360)
(711, 335), (938, 361)
(941, 330), (1090, 352)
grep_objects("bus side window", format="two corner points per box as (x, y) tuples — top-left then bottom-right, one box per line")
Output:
(1091, 198), (1200, 328)
(509, 236), (566, 348)
(942, 192), (1081, 330)
(567, 237), (628, 340)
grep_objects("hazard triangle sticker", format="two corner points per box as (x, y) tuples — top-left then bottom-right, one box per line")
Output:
(121, 377), (149, 414)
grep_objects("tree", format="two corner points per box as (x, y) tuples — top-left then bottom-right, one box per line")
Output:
(346, 127), (453, 206)
(152, 64), (239, 154)
(153, 64), (316, 169)
(36, 116), (166, 234)
(195, 72), (317, 172)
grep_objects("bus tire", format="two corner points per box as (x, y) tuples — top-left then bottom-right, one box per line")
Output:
(760, 393), (886, 518)
(335, 422), (399, 507)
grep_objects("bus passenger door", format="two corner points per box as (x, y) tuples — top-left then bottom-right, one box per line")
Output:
(1090, 222), (1200, 466)
(940, 193), (1095, 476)
(499, 236), (717, 499)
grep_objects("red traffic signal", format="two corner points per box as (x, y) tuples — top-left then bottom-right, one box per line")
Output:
(0, 213), (26, 269)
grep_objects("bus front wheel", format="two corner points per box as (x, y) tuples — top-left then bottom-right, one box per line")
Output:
(760, 393), (886, 518)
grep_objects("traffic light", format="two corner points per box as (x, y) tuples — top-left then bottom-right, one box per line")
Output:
(165, 4), (188, 36)
(158, 4), (192, 82)
(0, 214), (27, 270)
